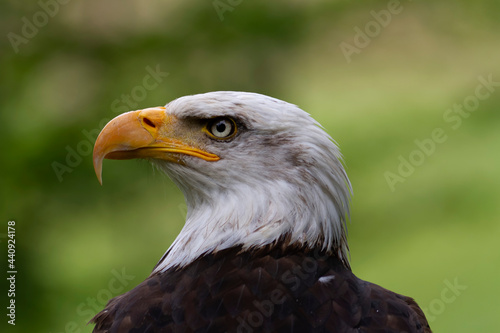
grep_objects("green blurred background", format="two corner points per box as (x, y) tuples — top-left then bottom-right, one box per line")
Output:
(1, 0), (499, 332)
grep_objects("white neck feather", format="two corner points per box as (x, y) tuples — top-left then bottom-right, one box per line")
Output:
(149, 91), (352, 274)
(152, 158), (351, 273)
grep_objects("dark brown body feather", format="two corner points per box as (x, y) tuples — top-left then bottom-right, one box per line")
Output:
(91, 245), (430, 333)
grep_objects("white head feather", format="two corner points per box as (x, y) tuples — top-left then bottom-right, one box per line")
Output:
(152, 91), (352, 273)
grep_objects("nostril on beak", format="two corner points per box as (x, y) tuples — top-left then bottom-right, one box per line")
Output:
(143, 117), (156, 128)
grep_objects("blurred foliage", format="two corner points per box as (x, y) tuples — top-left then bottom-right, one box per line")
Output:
(1, 0), (499, 332)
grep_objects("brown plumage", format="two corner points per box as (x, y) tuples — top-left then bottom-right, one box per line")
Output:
(91, 92), (431, 333)
(91, 243), (430, 333)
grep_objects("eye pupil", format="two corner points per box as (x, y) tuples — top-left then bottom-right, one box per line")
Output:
(216, 122), (226, 133)
(208, 117), (236, 139)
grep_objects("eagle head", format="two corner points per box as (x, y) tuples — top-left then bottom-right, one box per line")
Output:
(93, 91), (352, 271)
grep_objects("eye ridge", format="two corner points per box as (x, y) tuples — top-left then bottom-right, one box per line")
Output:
(206, 117), (237, 140)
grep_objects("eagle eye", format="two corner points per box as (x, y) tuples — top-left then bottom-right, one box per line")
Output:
(206, 117), (237, 139)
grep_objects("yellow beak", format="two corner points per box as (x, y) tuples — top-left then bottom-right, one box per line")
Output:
(93, 107), (219, 184)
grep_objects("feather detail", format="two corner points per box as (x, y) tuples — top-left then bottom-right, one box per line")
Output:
(92, 243), (430, 333)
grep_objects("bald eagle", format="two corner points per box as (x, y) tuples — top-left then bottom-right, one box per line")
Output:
(91, 92), (431, 333)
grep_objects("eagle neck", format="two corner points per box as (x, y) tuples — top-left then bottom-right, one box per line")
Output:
(152, 176), (350, 274)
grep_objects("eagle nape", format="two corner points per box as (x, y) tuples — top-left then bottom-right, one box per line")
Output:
(91, 91), (431, 333)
